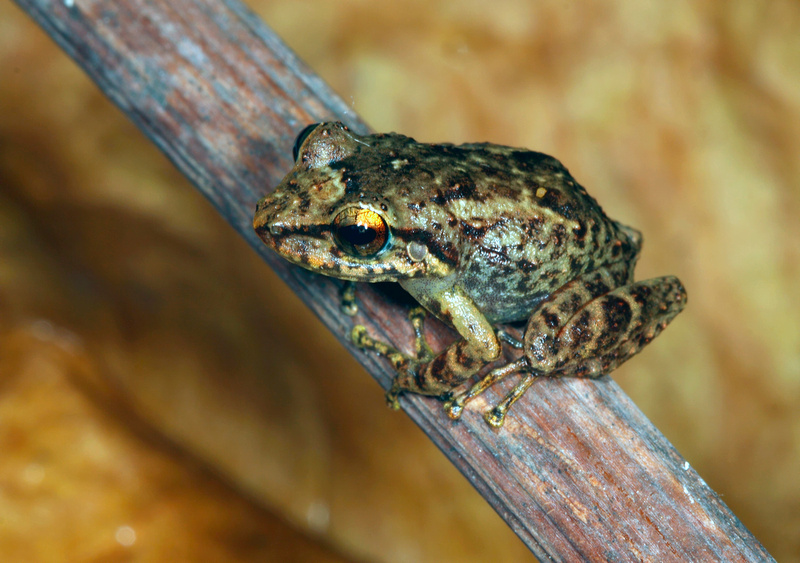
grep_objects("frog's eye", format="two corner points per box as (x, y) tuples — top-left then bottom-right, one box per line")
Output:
(292, 123), (322, 161)
(332, 207), (389, 257)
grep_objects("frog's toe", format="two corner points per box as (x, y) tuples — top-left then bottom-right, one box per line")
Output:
(341, 301), (358, 317)
(351, 326), (408, 371)
(340, 281), (358, 316)
(443, 394), (466, 420)
(484, 405), (508, 428)
(350, 325), (369, 348)
(385, 387), (402, 410)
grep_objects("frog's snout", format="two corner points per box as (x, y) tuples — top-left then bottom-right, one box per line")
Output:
(253, 193), (306, 254)
(253, 194), (278, 240)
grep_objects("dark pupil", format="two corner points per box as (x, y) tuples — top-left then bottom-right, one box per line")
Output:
(339, 224), (376, 246)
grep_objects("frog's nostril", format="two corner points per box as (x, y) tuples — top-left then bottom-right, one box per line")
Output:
(269, 225), (285, 237)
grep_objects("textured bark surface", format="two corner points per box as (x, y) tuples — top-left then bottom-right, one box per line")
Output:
(14, 0), (775, 560)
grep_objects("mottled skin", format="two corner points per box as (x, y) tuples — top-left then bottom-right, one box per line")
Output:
(254, 122), (686, 427)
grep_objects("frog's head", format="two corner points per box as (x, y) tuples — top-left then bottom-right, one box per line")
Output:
(254, 122), (455, 283)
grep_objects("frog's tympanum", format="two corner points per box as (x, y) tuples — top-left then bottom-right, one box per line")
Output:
(254, 122), (686, 427)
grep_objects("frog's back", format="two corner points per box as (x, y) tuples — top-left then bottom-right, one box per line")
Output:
(425, 142), (641, 323)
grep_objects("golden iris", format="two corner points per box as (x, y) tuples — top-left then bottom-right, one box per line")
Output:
(332, 207), (389, 257)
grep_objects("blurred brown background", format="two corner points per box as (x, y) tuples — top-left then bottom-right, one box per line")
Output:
(1, 1), (799, 561)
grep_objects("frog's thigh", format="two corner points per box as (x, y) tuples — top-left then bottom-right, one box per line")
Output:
(525, 275), (686, 377)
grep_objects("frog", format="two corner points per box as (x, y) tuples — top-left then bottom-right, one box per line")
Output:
(253, 122), (686, 427)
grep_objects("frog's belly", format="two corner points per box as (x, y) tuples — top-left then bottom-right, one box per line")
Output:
(479, 292), (550, 324)
(459, 218), (638, 324)
(461, 267), (562, 324)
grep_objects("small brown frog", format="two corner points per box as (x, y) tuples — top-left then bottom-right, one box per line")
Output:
(254, 122), (686, 427)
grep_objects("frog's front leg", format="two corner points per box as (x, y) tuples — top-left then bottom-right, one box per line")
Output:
(354, 283), (501, 406)
(402, 284), (502, 395)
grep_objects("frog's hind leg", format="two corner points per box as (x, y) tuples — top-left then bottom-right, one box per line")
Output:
(447, 270), (686, 427)
(526, 273), (687, 381)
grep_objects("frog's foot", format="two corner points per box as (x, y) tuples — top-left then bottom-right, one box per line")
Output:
(443, 358), (529, 425)
(350, 307), (435, 407)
